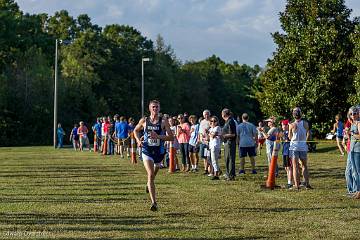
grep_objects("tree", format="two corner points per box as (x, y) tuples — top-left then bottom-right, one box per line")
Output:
(101, 24), (154, 117)
(149, 34), (181, 114)
(180, 56), (261, 120)
(46, 10), (77, 41)
(258, 0), (357, 129)
(350, 22), (360, 104)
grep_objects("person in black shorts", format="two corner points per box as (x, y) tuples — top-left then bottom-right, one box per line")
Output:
(236, 113), (258, 174)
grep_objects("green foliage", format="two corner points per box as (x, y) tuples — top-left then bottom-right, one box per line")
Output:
(258, 0), (357, 125)
(180, 55), (261, 121)
(350, 23), (360, 104)
(7, 0), (356, 146)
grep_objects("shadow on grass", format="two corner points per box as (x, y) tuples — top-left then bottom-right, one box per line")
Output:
(0, 213), (203, 234)
(52, 237), (265, 240)
(0, 197), (132, 203)
(0, 173), (139, 178)
(311, 168), (345, 179)
(314, 145), (338, 153)
(0, 213), (157, 227)
(240, 205), (360, 213)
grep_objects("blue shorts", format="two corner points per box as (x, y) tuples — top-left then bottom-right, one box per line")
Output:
(189, 144), (199, 153)
(239, 147), (256, 158)
(200, 143), (208, 158)
(289, 150), (307, 160)
(142, 153), (165, 164)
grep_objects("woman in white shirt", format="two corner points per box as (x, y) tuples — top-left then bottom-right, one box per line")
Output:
(209, 116), (222, 180)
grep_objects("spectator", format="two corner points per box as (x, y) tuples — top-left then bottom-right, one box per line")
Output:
(257, 121), (266, 155)
(209, 116), (222, 180)
(78, 121), (90, 151)
(92, 118), (102, 153)
(70, 123), (79, 151)
(221, 108), (237, 181)
(261, 117), (279, 177)
(177, 114), (191, 172)
(349, 106), (360, 199)
(237, 113), (258, 175)
(281, 119), (292, 189)
(189, 115), (200, 172)
(332, 114), (345, 156)
(199, 110), (211, 175)
(115, 116), (129, 158)
(345, 108), (355, 196)
(57, 123), (66, 148)
(289, 107), (311, 190)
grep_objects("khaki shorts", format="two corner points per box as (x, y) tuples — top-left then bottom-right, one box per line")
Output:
(118, 138), (129, 147)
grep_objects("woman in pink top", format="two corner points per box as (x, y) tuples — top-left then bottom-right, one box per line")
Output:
(177, 114), (191, 171)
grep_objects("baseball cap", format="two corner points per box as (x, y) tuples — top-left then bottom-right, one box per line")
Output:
(281, 119), (289, 125)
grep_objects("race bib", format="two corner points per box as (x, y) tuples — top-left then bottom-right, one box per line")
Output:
(147, 138), (160, 146)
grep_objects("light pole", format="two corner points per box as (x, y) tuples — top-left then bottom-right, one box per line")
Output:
(54, 39), (71, 148)
(141, 57), (151, 117)
(54, 39), (59, 148)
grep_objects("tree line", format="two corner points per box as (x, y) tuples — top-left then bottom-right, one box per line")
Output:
(0, 0), (359, 146)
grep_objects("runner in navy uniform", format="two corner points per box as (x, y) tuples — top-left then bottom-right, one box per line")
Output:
(134, 100), (174, 211)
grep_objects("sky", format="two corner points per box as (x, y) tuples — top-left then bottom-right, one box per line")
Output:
(16, 0), (360, 67)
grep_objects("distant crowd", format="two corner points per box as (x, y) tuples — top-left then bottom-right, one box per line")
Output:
(56, 105), (360, 199)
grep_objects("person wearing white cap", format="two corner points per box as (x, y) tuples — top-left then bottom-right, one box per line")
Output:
(260, 116), (279, 177)
(289, 107), (312, 190)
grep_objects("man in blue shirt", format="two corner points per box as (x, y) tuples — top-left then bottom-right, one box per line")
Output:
(92, 118), (102, 152)
(237, 113), (258, 174)
(115, 116), (129, 158)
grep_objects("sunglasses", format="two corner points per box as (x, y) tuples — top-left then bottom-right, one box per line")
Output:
(210, 120), (217, 122)
(350, 112), (359, 116)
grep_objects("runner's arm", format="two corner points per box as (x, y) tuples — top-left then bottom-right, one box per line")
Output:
(134, 118), (146, 146)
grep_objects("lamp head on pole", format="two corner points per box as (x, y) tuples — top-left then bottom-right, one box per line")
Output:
(142, 58), (151, 62)
(59, 39), (72, 45)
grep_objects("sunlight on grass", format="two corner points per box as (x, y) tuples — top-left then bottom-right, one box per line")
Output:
(0, 144), (359, 239)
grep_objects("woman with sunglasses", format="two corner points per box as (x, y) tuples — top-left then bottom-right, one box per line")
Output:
(209, 116), (222, 180)
(349, 106), (360, 199)
(177, 114), (191, 172)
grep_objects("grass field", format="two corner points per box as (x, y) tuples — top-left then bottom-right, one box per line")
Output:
(0, 144), (359, 239)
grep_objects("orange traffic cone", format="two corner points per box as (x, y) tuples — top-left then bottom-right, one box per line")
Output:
(102, 135), (108, 155)
(130, 132), (137, 164)
(169, 141), (176, 173)
(94, 133), (98, 152)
